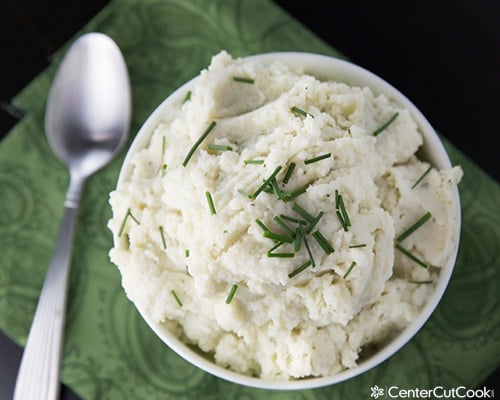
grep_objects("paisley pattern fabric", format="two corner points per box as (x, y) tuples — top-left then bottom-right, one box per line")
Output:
(0, 0), (498, 398)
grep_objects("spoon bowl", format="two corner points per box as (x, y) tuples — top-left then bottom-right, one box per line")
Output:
(14, 32), (131, 400)
(45, 32), (130, 181)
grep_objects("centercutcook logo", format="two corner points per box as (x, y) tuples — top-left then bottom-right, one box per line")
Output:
(370, 385), (495, 399)
(371, 385), (385, 399)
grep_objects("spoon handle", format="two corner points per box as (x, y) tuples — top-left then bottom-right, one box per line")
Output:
(13, 183), (83, 400)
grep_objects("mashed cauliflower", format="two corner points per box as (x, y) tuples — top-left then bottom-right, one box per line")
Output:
(108, 51), (462, 379)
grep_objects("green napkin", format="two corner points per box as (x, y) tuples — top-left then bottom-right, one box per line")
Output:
(1, 0), (498, 398)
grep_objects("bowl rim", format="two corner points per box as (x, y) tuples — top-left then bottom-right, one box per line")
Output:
(115, 51), (461, 390)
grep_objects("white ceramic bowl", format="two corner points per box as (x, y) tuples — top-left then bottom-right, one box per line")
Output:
(115, 52), (461, 390)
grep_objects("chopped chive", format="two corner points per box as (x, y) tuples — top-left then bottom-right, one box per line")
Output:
(281, 184), (309, 202)
(335, 189), (340, 209)
(335, 190), (350, 231)
(205, 191), (216, 215)
(372, 112), (399, 136)
(182, 120), (217, 167)
(225, 284), (238, 304)
(250, 165), (283, 199)
(408, 280), (433, 284)
(291, 106), (313, 118)
(349, 243), (366, 249)
(263, 230), (294, 243)
(312, 230), (335, 254)
(337, 194), (351, 227)
(336, 210), (349, 232)
(294, 227), (302, 252)
(300, 225), (315, 267)
(340, 207), (351, 229)
(262, 184), (273, 194)
(127, 209), (140, 225)
(268, 252), (295, 258)
(185, 249), (190, 257)
(159, 226), (167, 249)
(280, 214), (308, 225)
(411, 165), (433, 189)
(304, 152), (331, 165)
(182, 90), (192, 104)
(267, 241), (283, 253)
(395, 243), (428, 268)
(343, 261), (357, 279)
(292, 202), (315, 223)
(208, 143), (233, 152)
(269, 177), (283, 200)
(118, 208), (140, 237)
(233, 76), (254, 84)
(244, 159), (265, 165)
(306, 211), (324, 233)
(283, 162), (296, 184)
(171, 290), (183, 307)
(396, 212), (432, 242)
(267, 242), (295, 258)
(273, 216), (295, 237)
(288, 260), (312, 279)
(255, 218), (270, 233)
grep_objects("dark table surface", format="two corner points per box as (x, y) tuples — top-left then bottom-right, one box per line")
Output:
(0, 1), (498, 399)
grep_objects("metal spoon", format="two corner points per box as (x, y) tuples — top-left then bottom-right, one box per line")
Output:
(13, 32), (131, 400)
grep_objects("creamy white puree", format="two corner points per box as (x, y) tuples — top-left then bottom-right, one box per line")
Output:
(108, 51), (462, 379)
